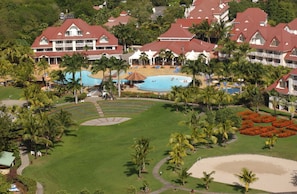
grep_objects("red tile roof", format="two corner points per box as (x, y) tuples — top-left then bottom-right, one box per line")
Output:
(104, 12), (133, 28)
(32, 18), (119, 48)
(158, 23), (195, 40)
(175, 18), (204, 28)
(188, 0), (229, 21)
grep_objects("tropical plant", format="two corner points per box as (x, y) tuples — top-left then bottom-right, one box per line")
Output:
(168, 86), (183, 111)
(181, 54), (207, 87)
(51, 109), (77, 140)
(264, 134), (278, 149)
(131, 137), (152, 177)
(202, 171), (215, 190)
(178, 168), (192, 185)
(158, 49), (166, 66)
(110, 57), (129, 97)
(215, 119), (237, 146)
(168, 132), (194, 171)
(235, 168), (259, 193)
(36, 57), (50, 87)
(139, 52), (149, 66)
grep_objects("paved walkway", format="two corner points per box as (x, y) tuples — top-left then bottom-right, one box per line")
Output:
(17, 147), (43, 194)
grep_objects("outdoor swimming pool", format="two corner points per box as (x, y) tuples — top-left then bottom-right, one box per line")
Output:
(65, 70), (128, 86)
(223, 87), (240, 94)
(135, 75), (192, 92)
(65, 70), (102, 86)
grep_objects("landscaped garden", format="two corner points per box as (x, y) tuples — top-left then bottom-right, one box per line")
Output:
(21, 100), (297, 193)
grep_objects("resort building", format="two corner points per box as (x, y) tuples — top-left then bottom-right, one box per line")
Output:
(230, 8), (297, 68)
(31, 18), (123, 65)
(128, 23), (216, 66)
(104, 11), (134, 29)
(267, 68), (297, 111)
(0, 151), (15, 175)
(185, 0), (230, 23)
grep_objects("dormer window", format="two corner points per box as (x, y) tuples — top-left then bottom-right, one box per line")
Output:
(270, 38), (279, 47)
(250, 32), (265, 45)
(40, 37), (48, 45)
(291, 48), (297, 56)
(237, 34), (246, 43)
(279, 79), (286, 88)
(100, 35), (108, 43)
(65, 24), (83, 36)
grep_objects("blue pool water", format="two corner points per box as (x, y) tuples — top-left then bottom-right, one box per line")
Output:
(224, 87), (240, 94)
(65, 70), (102, 86)
(135, 75), (192, 92)
(65, 70), (128, 86)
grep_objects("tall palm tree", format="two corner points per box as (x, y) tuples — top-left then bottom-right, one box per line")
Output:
(131, 137), (152, 177)
(111, 57), (129, 97)
(139, 52), (149, 66)
(168, 132), (194, 171)
(199, 86), (217, 111)
(165, 50), (175, 66)
(243, 85), (264, 112)
(37, 58), (50, 87)
(67, 78), (81, 104)
(181, 54), (207, 87)
(235, 168), (258, 193)
(211, 20), (231, 44)
(91, 56), (109, 85)
(215, 119), (237, 145)
(168, 86), (183, 111)
(158, 49), (166, 66)
(189, 20), (212, 43)
(178, 168), (192, 185)
(202, 171), (215, 190)
(52, 109), (77, 139)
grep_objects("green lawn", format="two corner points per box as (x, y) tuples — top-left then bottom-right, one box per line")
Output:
(0, 86), (23, 100)
(23, 100), (297, 193)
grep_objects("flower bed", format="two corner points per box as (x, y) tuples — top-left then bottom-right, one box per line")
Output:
(237, 110), (297, 138)
(272, 119), (293, 128)
(286, 124), (297, 131)
(278, 130), (296, 138)
(240, 120), (254, 130)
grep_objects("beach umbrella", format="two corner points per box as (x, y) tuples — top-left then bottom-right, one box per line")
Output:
(125, 72), (146, 85)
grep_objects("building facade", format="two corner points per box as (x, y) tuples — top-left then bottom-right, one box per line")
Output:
(31, 18), (123, 65)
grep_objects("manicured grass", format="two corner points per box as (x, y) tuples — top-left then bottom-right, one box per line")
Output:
(23, 100), (297, 193)
(0, 86), (23, 100)
(50, 102), (99, 124)
(24, 100), (189, 193)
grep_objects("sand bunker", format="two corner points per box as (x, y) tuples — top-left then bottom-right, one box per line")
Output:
(188, 154), (297, 193)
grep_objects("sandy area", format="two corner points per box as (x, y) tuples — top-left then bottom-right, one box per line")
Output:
(188, 154), (297, 193)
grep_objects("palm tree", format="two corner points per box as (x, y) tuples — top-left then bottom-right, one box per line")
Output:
(215, 119), (237, 146)
(139, 52), (149, 66)
(243, 85), (264, 112)
(67, 78), (81, 104)
(211, 20), (231, 44)
(189, 20), (212, 43)
(178, 168), (192, 185)
(181, 54), (207, 87)
(165, 50), (175, 66)
(202, 171), (215, 190)
(215, 89), (233, 109)
(37, 58), (50, 87)
(111, 57), (129, 97)
(168, 86), (183, 112)
(91, 56), (109, 85)
(168, 132), (194, 171)
(131, 137), (152, 177)
(19, 110), (44, 158)
(158, 49), (166, 66)
(235, 168), (258, 193)
(199, 86), (217, 111)
(52, 109), (77, 140)
(267, 89), (280, 116)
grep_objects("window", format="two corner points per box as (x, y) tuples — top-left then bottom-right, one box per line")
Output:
(292, 48), (297, 56)
(270, 38), (279, 47)
(56, 41), (63, 45)
(237, 34), (245, 42)
(250, 32), (265, 45)
(40, 37), (48, 45)
(99, 36), (108, 43)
